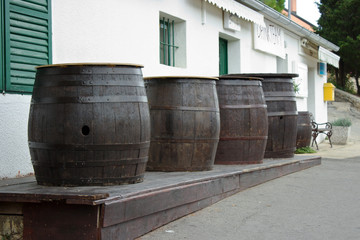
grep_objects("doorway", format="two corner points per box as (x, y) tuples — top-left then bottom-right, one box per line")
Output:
(219, 38), (228, 75)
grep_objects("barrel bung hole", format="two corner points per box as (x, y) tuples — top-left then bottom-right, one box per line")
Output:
(279, 116), (283, 120)
(82, 125), (90, 136)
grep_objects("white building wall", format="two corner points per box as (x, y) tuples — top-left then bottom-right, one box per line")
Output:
(0, 0), (331, 178)
(0, 94), (33, 178)
(283, 30), (328, 120)
(240, 21), (277, 73)
(301, 50), (328, 124)
(52, 0), (278, 75)
(52, 0), (223, 77)
(283, 29), (329, 142)
(314, 75), (329, 123)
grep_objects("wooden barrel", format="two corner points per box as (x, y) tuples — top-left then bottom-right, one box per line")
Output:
(296, 111), (312, 148)
(234, 74), (298, 158)
(144, 76), (220, 171)
(215, 76), (268, 164)
(28, 63), (150, 186)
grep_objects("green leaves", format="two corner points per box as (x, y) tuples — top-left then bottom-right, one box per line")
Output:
(331, 118), (352, 127)
(317, 0), (360, 91)
(261, 0), (285, 12)
(295, 147), (317, 154)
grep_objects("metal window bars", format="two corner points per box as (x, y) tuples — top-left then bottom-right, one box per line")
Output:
(160, 17), (179, 66)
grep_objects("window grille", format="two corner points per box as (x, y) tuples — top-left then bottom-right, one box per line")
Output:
(160, 17), (178, 66)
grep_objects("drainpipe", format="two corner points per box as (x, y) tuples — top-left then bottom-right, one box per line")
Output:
(288, 0), (291, 19)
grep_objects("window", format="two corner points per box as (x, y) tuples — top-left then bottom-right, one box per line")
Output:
(1, 0), (52, 94)
(159, 13), (186, 68)
(160, 18), (177, 66)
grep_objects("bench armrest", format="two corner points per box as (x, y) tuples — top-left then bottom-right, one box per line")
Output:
(311, 121), (332, 131)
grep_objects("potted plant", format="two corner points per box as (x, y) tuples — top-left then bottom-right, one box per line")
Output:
(331, 118), (352, 145)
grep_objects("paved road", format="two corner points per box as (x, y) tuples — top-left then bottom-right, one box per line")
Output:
(139, 103), (360, 240)
(139, 157), (360, 240)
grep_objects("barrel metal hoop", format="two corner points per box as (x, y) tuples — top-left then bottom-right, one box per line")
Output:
(267, 111), (298, 116)
(34, 79), (145, 87)
(265, 97), (297, 102)
(220, 136), (268, 140)
(31, 95), (148, 104)
(32, 157), (148, 167)
(217, 81), (262, 86)
(28, 141), (150, 151)
(150, 105), (219, 112)
(219, 104), (267, 109)
(37, 66), (143, 75)
(152, 138), (219, 143)
(264, 91), (296, 97)
(264, 91), (295, 97)
(145, 79), (216, 85)
(262, 79), (293, 83)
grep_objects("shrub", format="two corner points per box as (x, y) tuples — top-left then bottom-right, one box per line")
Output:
(293, 81), (300, 94)
(331, 118), (352, 127)
(295, 146), (317, 154)
(328, 73), (357, 95)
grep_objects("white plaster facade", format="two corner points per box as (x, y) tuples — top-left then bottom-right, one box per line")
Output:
(0, 0), (338, 178)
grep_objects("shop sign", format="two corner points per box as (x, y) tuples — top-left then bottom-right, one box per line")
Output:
(254, 20), (285, 59)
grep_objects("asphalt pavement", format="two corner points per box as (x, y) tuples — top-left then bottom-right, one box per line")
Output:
(138, 102), (360, 240)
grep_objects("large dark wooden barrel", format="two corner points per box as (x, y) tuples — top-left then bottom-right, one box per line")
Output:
(234, 74), (298, 158)
(215, 76), (268, 164)
(144, 76), (220, 171)
(296, 111), (312, 148)
(28, 63), (150, 186)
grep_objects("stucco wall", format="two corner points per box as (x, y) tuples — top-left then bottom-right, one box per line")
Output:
(0, 0), (330, 178)
(52, 0), (218, 76)
(282, 29), (328, 124)
(0, 94), (33, 178)
(51, 0), (277, 75)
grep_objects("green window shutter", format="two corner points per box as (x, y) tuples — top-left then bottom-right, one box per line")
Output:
(4, 0), (51, 93)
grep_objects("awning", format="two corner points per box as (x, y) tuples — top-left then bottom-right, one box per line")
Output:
(205, 0), (266, 27)
(318, 46), (340, 68)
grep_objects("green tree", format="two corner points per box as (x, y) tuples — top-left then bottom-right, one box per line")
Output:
(316, 0), (360, 94)
(261, 0), (285, 12)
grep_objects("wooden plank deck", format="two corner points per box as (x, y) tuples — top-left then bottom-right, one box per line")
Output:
(0, 155), (321, 240)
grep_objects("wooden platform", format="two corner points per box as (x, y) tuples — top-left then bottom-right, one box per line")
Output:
(0, 156), (321, 240)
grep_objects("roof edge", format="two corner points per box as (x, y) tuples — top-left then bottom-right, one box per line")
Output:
(237, 0), (340, 52)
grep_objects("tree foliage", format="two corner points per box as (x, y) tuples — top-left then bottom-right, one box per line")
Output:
(261, 0), (285, 12)
(316, 0), (360, 94)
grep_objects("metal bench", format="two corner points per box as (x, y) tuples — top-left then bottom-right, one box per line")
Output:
(311, 120), (333, 150)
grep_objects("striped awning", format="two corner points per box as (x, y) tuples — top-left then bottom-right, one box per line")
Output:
(319, 46), (340, 68)
(205, 0), (266, 27)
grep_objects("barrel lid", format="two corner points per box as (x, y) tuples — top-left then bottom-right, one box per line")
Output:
(226, 73), (299, 78)
(36, 63), (144, 69)
(219, 75), (263, 81)
(144, 76), (218, 81)
(298, 111), (310, 114)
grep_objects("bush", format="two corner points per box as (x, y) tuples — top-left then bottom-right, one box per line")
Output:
(331, 118), (352, 127)
(295, 146), (317, 154)
(328, 73), (357, 95)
